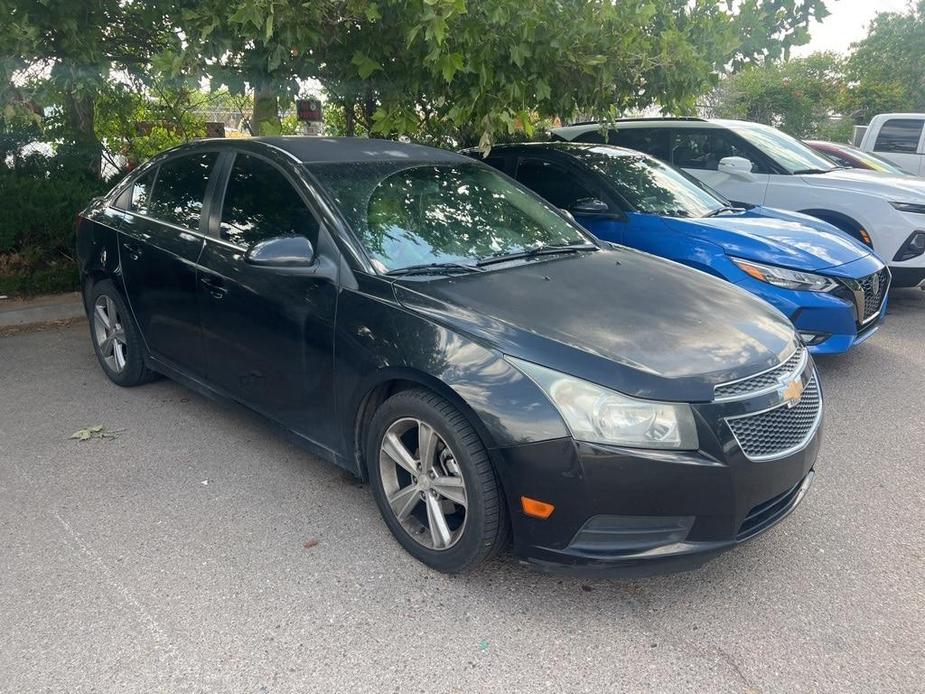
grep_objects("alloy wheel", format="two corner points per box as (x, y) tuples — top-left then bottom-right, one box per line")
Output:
(378, 417), (468, 550)
(93, 295), (128, 373)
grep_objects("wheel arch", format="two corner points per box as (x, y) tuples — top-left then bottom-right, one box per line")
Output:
(351, 367), (504, 483)
(797, 209), (872, 247)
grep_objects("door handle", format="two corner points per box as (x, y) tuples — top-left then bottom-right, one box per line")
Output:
(122, 241), (142, 261)
(200, 276), (228, 299)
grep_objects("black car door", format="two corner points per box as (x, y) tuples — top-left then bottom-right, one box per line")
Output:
(118, 152), (219, 376)
(196, 151), (339, 449)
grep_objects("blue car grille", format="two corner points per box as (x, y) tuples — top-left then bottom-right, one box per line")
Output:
(726, 374), (822, 461)
(714, 347), (806, 401)
(859, 268), (889, 323)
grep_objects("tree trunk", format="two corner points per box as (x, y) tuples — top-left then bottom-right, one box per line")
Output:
(252, 80), (282, 136)
(64, 87), (102, 179)
(344, 98), (356, 136)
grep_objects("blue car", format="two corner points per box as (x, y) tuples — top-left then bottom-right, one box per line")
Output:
(468, 143), (890, 355)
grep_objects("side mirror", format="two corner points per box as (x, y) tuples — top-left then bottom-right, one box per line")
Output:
(718, 156), (755, 179)
(571, 197), (610, 214)
(245, 235), (315, 268)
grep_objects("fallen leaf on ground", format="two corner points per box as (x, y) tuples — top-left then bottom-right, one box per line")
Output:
(303, 538), (319, 549)
(69, 425), (123, 442)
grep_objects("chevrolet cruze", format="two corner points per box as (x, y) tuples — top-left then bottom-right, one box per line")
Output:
(77, 137), (821, 575)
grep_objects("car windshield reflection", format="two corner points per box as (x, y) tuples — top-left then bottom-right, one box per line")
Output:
(310, 162), (592, 273)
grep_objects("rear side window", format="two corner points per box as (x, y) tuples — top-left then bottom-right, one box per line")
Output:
(149, 152), (218, 230)
(574, 128), (672, 161)
(129, 170), (155, 213)
(219, 154), (319, 248)
(515, 158), (598, 210)
(607, 128), (671, 161)
(874, 119), (924, 154)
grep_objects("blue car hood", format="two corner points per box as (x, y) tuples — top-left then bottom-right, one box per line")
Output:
(661, 207), (872, 271)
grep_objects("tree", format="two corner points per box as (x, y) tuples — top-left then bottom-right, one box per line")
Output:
(314, 0), (830, 149)
(0, 0), (181, 175)
(177, 0), (358, 135)
(708, 52), (849, 138)
(844, 0), (925, 122)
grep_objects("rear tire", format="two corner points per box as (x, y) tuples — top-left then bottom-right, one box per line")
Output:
(86, 279), (158, 387)
(366, 388), (509, 573)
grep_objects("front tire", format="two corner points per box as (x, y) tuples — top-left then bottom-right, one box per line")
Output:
(366, 389), (509, 573)
(87, 279), (158, 387)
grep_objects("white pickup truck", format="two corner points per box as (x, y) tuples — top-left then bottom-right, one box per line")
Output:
(859, 114), (925, 176)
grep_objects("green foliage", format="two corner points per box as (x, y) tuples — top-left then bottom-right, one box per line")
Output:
(316, 0), (828, 149)
(95, 82), (208, 169)
(843, 0), (925, 121)
(0, 152), (109, 295)
(711, 52), (847, 138)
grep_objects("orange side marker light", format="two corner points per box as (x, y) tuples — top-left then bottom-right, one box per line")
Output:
(521, 496), (555, 519)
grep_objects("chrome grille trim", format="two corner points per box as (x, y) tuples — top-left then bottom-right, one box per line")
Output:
(713, 347), (807, 402)
(725, 373), (823, 462)
(843, 267), (890, 327)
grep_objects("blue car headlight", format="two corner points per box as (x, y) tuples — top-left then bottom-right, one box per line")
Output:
(732, 257), (838, 292)
(506, 357), (699, 450)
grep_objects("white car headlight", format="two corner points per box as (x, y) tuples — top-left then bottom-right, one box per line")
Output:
(508, 357), (699, 450)
(732, 257), (838, 292)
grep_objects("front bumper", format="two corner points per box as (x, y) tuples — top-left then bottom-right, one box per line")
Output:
(734, 266), (888, 356)
(889, 266), (925, 289)
(491, 418), (820, 577)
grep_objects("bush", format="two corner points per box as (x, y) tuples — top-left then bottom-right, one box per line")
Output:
(0, 151), (110, 296)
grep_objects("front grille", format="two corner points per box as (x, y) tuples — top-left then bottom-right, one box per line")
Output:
(714, 347), (806, 401)
(858, 268), (889, 323)
(737, 473), (811, 541)
(726, 374), (822, 461)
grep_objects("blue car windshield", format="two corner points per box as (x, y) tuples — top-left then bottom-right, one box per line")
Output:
(569, 147), (728, 218)
(309, 162), (592, 272)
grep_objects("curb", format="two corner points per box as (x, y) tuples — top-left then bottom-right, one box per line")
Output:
(0, 292), (86, 328)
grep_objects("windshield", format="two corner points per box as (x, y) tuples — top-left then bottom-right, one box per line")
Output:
(843, 145), (910, 175)
(570, 147), (727, 217)
(731, 123), (838, 174)
(309, 162), (591, 272)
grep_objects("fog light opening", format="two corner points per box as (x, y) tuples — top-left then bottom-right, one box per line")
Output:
(798, 332), (828, 346)
(893, 231), (925, 262)
(521, 496), (555, 519)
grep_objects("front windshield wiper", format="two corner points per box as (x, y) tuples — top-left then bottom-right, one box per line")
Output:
(385, 261), (486, 277)
(792, 168), (834, 175)
(703, 205), (743, 218)
(475, 243), (597, 267)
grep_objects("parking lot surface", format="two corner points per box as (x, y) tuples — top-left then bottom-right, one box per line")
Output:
(1, 290), (923, 693)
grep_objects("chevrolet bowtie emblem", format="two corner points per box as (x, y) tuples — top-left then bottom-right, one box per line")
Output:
(780, 378), (805, 408)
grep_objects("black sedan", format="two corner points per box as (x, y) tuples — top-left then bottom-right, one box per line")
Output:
(76, 137), (820, 575)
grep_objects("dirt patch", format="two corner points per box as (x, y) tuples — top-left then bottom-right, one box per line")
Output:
(0, 315), (86, 338)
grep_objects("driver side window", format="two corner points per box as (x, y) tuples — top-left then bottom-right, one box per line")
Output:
(671, 130), (766, 174)
(514, 158), (601, 211)
(220, 154), (320, 248)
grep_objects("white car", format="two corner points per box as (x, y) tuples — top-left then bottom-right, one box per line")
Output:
(858, 113), (925, 176)
(552, 118), (925, 287)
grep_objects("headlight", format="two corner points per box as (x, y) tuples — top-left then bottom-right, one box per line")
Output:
(507, 357), (699, 450)
(890, 201), (925, 215)
(732, 257), (837, 292)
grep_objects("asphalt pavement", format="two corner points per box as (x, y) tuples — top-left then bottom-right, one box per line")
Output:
(1, 290), (923, 693)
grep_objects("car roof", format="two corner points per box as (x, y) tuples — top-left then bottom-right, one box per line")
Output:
(464, 141), (647, 159)
(551, 118), (757, 139)
(251, 136), (468, 164)
(164, 136), (469, 165)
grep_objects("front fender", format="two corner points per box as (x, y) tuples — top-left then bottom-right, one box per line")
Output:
(334, 276), (569, 465)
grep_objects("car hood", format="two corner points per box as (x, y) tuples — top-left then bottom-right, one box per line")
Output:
(660, 208), (872, 271)
(801, 168), (925, 200)
(392, 247), (799, 403)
